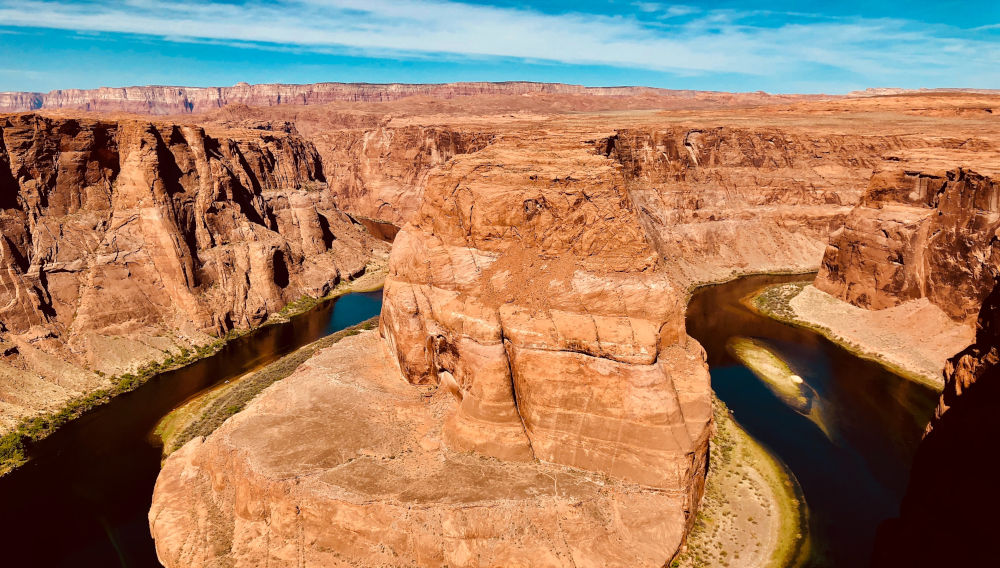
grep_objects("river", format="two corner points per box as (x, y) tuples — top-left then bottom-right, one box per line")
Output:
(0, 290), (383, 567)
(686, 274), (938, 567)
(0, 274), (937, 567)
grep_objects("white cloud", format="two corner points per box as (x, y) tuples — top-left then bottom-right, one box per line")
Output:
(632, 3), (699, 18)
(0, 0), (995, 85)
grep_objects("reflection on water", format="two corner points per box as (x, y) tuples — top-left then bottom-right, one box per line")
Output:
(686, 274), (938, 567)
(0, 290), (383, 568)
(727, 336), (833, 439)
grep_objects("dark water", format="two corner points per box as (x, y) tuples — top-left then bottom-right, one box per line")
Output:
(0, 290), (383, 568)
(685, 274), (938, 567)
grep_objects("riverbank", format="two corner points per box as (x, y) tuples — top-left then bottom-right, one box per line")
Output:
(749, 282), (973, 389)
(674, 398), (808, 568)
(0, 260), (387, 477)
(155, 316), (379, 456)
(680, 268), (819, 304)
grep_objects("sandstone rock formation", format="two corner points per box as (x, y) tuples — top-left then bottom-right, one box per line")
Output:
(146, 91), (1000, 566)
(0, 114), (386, 432)
(320, 125), (496, 224)
(873, 253), (1000, 566)
(151, 331), (692, 568)
(379, 133), (712, 494)
(0, 81), (827, 115)
(816, 169), (1000, 324)
(201, 106), (500, 226)
(606, 128), (893, 286)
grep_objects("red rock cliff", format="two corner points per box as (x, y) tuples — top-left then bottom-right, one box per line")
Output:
(0, 114), (386, 431)
(378, 130), (713, 563)
(816, 169), (1000, 323)
(872, 203), (1000, 566)
(0, 82), (824, 115)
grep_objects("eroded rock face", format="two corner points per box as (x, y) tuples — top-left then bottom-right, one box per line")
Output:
(0, 114), (386, 431)
(321, 126), (496, 224)
(379, 133), (713, 559)
(604, 128), (925, 286)
(872, 280), (1000, 566)
(0, 81), (825, 115)
(150, 331), (690, 568)
(816, 169), (1000, 323)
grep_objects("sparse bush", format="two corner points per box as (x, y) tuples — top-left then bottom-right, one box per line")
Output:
(0, 432), (26, 464)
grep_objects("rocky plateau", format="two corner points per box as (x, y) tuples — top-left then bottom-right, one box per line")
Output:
(0, 81), (826, 115)
(143, 88), (1000, 566)
(1, 83), (999, 567)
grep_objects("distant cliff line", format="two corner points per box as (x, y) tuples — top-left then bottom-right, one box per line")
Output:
(0, 81), (828, 115)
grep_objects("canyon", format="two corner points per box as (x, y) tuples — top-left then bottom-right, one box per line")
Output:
(0, 83), (998, 566)
(0, 82), (825, 115)
(810, 168), (1000, 565)
(0, 113), (387, 434)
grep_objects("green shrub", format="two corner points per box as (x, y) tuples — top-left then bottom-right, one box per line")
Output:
(0, 432), (26, 464)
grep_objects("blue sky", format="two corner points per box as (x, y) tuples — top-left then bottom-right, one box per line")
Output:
(0, 1), (997, 94)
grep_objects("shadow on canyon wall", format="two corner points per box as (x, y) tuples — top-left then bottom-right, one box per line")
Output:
(873, 280), (1000, 566)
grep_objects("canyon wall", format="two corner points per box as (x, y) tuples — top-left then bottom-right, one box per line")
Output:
(203, 107), (499, 225)
(806, 169), (1000, 564)
(0, 82), (824, 115)
(872, 198), (1000, 566)
(0, 113), (386, 432)
(606, 128), (932, 286)
(147, 94), (1000, 566)
(320, 125), (497, 224)
(816, 169), (1000, 323)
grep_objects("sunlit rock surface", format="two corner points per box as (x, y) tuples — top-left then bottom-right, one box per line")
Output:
(150, 331), (690, 568)
(0, 114), (386, 432)
(146, 90), (1000, 566)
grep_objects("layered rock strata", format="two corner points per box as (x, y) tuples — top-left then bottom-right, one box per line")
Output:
(604, 128), (920, 286)
(205, 108), (500, 225)
(321, 126), (497, 224)
(816, 169), (1000, 324)
(377, 134), (713, 563)
(0, 114), (386, 431)
(151, 331), (692, 568)
(0, 81), (824, 115)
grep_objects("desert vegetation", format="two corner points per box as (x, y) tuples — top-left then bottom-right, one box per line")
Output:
(673, 398), (808, 568)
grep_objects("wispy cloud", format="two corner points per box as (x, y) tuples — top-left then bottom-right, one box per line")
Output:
(0, 0), (996, 86)
(632, 2), (699, 18)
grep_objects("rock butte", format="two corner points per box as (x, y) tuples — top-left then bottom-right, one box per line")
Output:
(0, 83), (999, 566)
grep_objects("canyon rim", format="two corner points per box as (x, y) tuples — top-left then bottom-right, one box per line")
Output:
(0, 3), (998, 566)
(0, 82), (995, 566)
